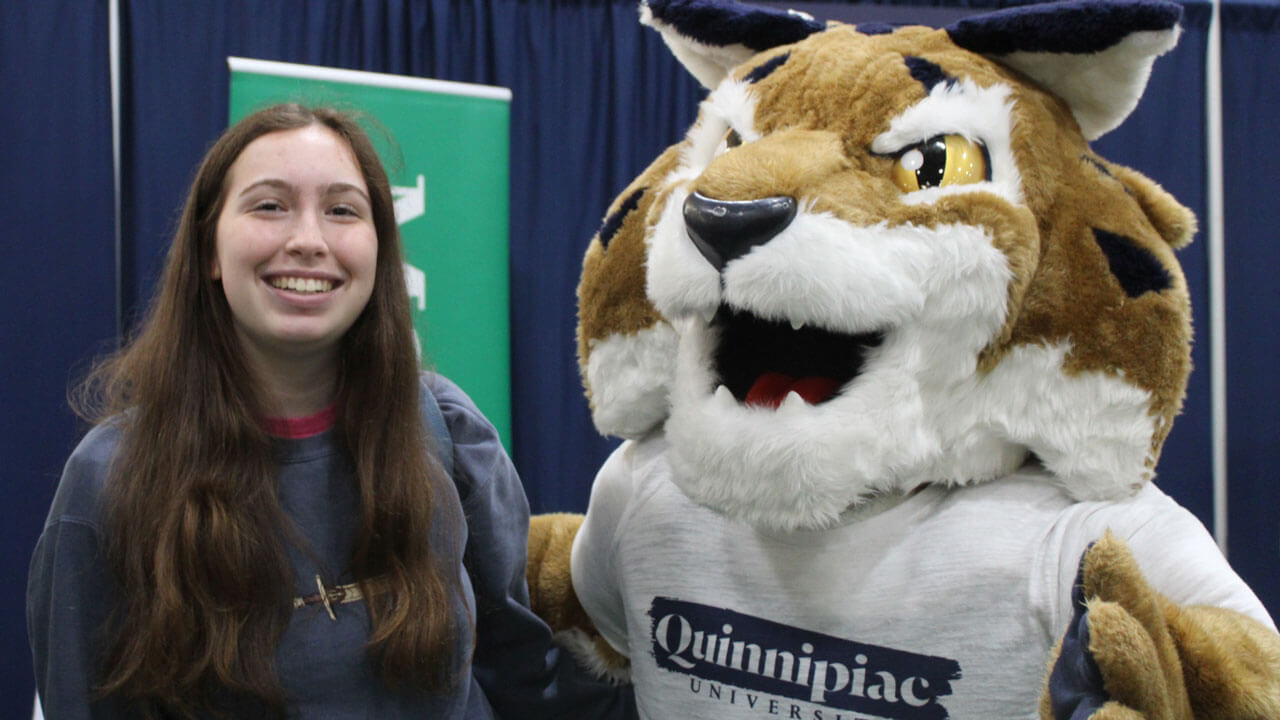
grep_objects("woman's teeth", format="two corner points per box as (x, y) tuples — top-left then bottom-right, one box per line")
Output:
(271, 277), (333, 293)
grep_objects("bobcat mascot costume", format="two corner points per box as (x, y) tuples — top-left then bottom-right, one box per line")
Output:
(526, 0), (1280, 717)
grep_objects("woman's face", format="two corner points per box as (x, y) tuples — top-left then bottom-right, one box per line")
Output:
(212, 124), (378, 371)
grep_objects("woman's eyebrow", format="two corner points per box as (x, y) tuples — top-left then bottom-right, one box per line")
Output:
(236, 179), (369, 205)
(325, 182), (371, 203)
(237, 178), (293, 197)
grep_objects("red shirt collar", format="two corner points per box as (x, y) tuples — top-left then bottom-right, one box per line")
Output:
(264, 404), (338, 439)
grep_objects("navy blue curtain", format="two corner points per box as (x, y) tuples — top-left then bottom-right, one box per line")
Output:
(1, 0), (116, 711)
(6, 0), (1280, 712)
(1220, 0), (1280, 623)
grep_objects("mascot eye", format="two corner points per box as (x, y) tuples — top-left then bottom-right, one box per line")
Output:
(891, 134), (989, 192)
(714, 129), (744, 157)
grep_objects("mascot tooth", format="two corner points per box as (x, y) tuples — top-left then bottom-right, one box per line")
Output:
(526, 1), (1280, 718)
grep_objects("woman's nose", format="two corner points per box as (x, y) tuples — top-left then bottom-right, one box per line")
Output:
(284, 214), (329, 257)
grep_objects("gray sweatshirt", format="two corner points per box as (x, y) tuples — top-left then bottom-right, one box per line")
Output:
(28, 374), (634, 719)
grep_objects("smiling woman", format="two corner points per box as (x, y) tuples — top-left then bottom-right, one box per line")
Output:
(26, 104), (634, 720)
(212, 124), (379, 416)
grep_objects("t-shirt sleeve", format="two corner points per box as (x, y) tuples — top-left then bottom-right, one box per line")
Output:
(1051, 483), (1275, 633)
(27, 424), (134, 719)
(427, 374), (636, 720)
(571, 442), (636, 656)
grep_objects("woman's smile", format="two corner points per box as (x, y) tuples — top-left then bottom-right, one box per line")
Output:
(212, 124), (378, 366)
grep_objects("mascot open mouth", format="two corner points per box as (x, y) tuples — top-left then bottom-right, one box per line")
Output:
(711, 305), (885, 409)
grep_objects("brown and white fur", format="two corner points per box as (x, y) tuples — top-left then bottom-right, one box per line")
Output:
(578, 8), (1194, 533)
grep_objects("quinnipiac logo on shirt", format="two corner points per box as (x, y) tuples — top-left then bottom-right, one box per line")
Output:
(648, 597), (962, 720)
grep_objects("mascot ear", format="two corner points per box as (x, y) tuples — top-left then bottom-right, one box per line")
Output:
(947, 0), (1183, 140)
(641, 0), (825, 88)
(648, 0), (1182, 137)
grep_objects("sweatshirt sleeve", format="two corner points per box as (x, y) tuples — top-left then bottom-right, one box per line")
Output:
(570, 442), (637, 656)
(427, 375), (636, 720)
(27, 424), (134, 719)
(1050, 482), (1275, 633)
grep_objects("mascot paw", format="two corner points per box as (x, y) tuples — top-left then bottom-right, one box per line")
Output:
(527, 513), (631, 683)
(1041, 532), (1280, 720)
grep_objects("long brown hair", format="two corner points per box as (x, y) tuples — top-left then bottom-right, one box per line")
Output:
(76, 103), (464, 717)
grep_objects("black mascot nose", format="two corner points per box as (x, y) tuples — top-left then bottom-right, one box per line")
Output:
(683, 192), (797, 272)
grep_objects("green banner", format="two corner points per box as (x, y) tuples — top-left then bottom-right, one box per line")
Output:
(228, 57), (512, 448)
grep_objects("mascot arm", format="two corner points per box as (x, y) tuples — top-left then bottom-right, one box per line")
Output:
(527, 445), (637, 682)
(1041, 532), (1280, 719)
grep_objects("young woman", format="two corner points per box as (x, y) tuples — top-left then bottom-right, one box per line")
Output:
(28, 103), (632, 719)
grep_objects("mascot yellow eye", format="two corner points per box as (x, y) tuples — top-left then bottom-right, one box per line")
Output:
(891, 134), (989, 192)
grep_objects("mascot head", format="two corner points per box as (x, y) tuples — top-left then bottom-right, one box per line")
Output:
(577, 0), (1196, 531)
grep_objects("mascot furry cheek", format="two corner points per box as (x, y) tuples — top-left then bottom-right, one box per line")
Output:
(527, 0), (1280, 717)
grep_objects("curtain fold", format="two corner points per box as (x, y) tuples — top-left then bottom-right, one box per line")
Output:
(2, 0), (116, 712)
(1220, 1), (1280, 627)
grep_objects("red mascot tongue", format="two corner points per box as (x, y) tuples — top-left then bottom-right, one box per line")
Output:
(744, 372), (840, 409)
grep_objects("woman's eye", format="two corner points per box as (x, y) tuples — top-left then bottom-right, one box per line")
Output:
(891, 134), (989, 193)
(330, 204), (359, 217)
(252, 200), (284, 213)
